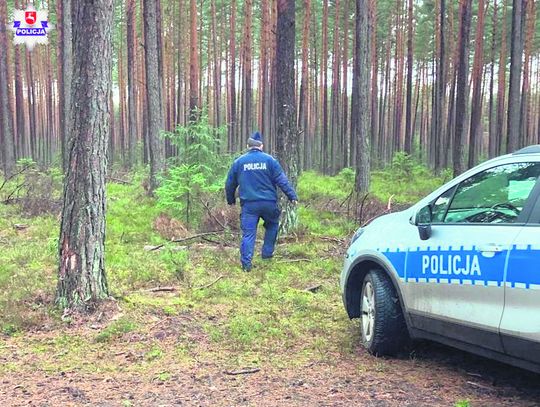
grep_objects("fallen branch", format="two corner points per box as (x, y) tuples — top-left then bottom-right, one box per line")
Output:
(200, 198), (226, 230)
(201, 236), (224, 245)
(466, 381), (494, 392)
(305, 284), (322, 293)
(145, 230), (229, 251)
(318, 236), (345, 244)
(171, 231), (231, 244)
(277, 258), (311, 264)
(224, 367), (260, 376)
(196, 275), (223, 290)
(145, 286), (179, 293)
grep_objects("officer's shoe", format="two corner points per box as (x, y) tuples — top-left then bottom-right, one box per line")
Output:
(261, 255), (273, 261)
(242, 264), (252, 272)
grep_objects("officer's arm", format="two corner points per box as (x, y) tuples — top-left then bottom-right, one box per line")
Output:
(272, 160), (298, 201)
(225, 162), (238, 205)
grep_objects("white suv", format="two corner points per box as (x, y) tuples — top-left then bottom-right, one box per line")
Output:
(341, 146), (540, 373)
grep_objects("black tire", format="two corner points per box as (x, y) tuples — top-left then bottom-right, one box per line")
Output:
(360, 269), (408, 356)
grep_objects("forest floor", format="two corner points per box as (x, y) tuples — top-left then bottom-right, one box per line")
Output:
(0, 169), (539, 406)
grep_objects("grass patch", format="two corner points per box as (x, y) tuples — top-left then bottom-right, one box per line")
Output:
(95, 318), (138, 343)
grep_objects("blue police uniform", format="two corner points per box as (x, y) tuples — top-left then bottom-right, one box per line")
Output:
(225, 144), (297, 270)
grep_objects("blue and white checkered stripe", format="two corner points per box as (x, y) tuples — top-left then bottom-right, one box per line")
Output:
(378, 245), (540, 289)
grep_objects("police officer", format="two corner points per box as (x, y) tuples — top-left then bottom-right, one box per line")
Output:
(225, 131), (298, 272)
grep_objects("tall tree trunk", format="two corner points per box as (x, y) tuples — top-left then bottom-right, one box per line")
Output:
(144, 0), (166, 192)
(275, 0), (298, 234)
(211, 0), (221, 127)
(330, 0), (341, 174)
(496, 0), (509, 156)
(520, 0), (535, 146)
(341, 0), (351, 168)
(241, 0), (253, 143)
(0, 0), (15, 177)
(58, 0), (73, 172)
(468, 0), (487, 168)
(227, 0), (237, 152)
(404, 0), (414, 155)
(507, 0), (525, 152)
(453, 0), (472, 176)
(432, 0), (447, 170)
(14, 0), (26, 159)
(56, 0), (113, 310)
(299, 0), (311, 170)
(370, 0), (379, 165)
(189, 0), (200, 121)
(393, 0), (405, 155)
(127, 0), (138, 168)
(321, 0), (329, 173)
(353, 0), (371, 192)
(488, 0), (498, 158)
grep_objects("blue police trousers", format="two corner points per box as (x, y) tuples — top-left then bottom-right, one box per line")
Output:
(240, 201), (281, 268)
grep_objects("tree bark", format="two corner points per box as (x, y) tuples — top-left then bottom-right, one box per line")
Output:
(126, 0), (138, 168)
(0, 0), (15, 177)
(275, 0), (298, 234)
(353, 0), (371, 192)
(507, 0), (525, 152)
(56, 0), (113, 310)
(189, 0), (200, 121)
(144, 0), (166, 192)
(453, 0), (472, 176)
(468, 0), (487, 168)
(404, 0), (414, 155)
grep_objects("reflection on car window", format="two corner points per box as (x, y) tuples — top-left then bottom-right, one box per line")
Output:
(432, 186), (456, 222)
(443, 162), (540, 224)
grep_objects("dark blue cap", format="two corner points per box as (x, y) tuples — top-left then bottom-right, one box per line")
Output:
(248, 131), (263, 147)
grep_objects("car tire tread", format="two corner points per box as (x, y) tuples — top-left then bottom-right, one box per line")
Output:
(362, 269), (408, 356)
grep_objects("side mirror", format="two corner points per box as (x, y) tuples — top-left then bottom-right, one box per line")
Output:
(412, 205), (433, 241)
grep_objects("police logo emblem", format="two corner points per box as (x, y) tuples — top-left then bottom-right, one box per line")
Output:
(9, 5), (54, 51)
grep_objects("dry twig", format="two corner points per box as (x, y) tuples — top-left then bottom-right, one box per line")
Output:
(224, 367), (260, 376)
(196, 275), (223, 290)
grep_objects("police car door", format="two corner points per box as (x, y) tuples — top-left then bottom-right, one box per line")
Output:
(404, 162), (540, 352)
(499, 175), (540, 364)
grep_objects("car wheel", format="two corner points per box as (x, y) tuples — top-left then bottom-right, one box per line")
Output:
(360, 269), (407, 356)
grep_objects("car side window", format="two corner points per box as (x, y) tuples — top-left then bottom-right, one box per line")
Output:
(443, 162), (540, 224)
(431, 186), (456, 222)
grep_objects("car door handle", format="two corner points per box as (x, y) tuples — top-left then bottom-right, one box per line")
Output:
(477, 244), (506, 254)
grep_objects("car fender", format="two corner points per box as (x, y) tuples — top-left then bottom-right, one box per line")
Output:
(342, 250), (413, 334)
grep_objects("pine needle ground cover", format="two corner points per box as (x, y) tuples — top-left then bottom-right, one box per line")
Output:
(0, 170), (538, 406)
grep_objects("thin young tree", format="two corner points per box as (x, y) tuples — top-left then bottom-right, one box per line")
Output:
(56, 0), (114, 310)
(275, 0), (298, 234)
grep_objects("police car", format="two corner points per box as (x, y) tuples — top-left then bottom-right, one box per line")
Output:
(341, 145), (540, 373)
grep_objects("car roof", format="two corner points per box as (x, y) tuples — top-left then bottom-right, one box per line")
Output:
(513, 145), (540, 155)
